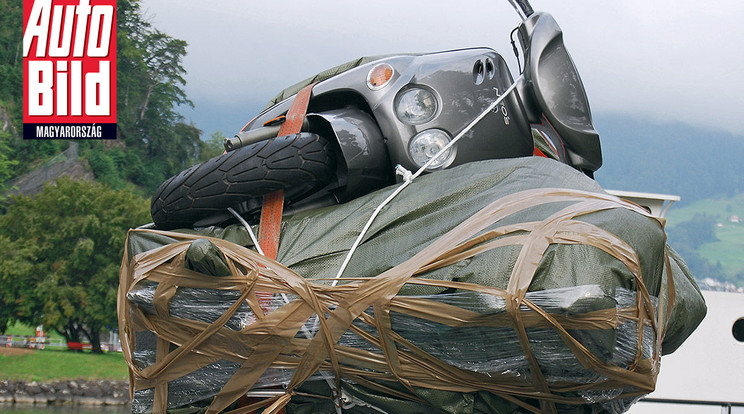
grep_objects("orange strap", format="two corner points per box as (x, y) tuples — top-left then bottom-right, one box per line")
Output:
(247, 83), (318, 414)
(276, 83), (316, 137)
(257, 83), (317, 260)
(257, 190), (285, 260)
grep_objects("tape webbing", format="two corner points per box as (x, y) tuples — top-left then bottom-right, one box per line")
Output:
(118, 188), (675, 414)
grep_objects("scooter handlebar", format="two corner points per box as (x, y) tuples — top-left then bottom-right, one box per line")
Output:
(508, 0), (534, 19)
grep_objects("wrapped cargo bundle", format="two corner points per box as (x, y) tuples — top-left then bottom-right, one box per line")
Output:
(118, 157), (706, 414)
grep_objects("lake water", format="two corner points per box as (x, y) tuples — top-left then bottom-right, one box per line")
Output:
(0, 406), (130, 413)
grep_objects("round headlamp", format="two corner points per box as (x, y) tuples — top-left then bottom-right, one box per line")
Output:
(408, 129), (455, 170)
(394, 87), (438, 125)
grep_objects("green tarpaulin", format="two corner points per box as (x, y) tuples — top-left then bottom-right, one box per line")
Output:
(122, 157), (706, 414)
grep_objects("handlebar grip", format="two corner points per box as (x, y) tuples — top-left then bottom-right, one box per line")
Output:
(224, 125), (281, 151)
(224, 117), (311, 151)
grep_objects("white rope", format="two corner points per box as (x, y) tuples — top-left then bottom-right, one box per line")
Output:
(332, 74), (525, 283)
(227, 76), (523, 411)
(227, 207), (342, 414)
(227, 207), (264, 256)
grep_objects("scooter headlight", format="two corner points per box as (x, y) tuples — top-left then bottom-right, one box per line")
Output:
(408, 129), (455, 170)
(394, 87), (438, 125)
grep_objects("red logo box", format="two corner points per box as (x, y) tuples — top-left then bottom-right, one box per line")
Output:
(23, 0), (117, 139)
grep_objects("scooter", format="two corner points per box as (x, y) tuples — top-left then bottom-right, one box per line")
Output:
(150, 0), (602, 230)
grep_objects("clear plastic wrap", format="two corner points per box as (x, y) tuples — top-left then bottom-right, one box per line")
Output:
(127, 281), (656, 413)
(128, 282), (293, 413)
(120, 159), (703, 413)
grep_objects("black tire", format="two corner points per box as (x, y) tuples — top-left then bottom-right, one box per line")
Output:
(151, 132), (336, 229)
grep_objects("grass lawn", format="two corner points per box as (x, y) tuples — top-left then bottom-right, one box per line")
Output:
(1, 322), (128, 382)
(0, 348), (128, 382)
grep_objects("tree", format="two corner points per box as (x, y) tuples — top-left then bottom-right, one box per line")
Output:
(112, 0), (205, 191)
(0, 0), (68, 177)
(2, 0), (213, 192)
(202, 130), (228, 160)
(137, 31), (191, 124)
(0, 0), (22, 112)
(0, 130), (17, 198)
(667, 213), (718, 250)
(0, 235), (38, 333)
(0, 178), (150, 352)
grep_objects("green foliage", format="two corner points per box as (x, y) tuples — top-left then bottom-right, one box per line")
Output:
(202, 130), (228, 160)
(86, 147), (127, 189)
(0, 130), (18, 197)
(667, 214), (721, 281)
(666, 196), (744, 287)
(698, 224), (744, 277)
(0, 178), (150, 351)
(0, 0), (70, 171)
(667, 213), (718, 250)
(0, 349), (128, 381)
(113, 0), (209, 191)
(0, 0), (60, 170)
(0, 0), (226, 357)
(2, 321), (63, 340)
(597, 116), (744, 204)
(597, 116), (744, 287)
(0, 0), (215, 192)
(0, 234), (38, 332)
(0, 0), (22, 127)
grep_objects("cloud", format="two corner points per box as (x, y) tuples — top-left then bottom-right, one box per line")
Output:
(141, 0), (744, 135)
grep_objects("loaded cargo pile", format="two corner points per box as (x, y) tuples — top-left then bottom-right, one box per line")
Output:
(118, 157), (706, 414)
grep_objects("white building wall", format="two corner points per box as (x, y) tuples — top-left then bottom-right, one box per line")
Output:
(627, 291), (744, 413)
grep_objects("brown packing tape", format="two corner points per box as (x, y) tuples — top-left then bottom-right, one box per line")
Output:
(118, 188), (675, 413)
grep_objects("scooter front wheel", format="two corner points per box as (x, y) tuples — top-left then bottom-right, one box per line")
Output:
(151, 132), (336, 230)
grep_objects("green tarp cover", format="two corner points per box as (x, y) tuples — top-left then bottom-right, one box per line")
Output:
(124, 157), (706, 414)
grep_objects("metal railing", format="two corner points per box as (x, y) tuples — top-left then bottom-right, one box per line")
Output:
(639, 398), (744, 414)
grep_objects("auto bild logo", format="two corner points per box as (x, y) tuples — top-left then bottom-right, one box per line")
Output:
(23, 0), (116, 140)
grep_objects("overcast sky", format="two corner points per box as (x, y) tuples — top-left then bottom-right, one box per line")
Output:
(138, 0), (744, 138)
